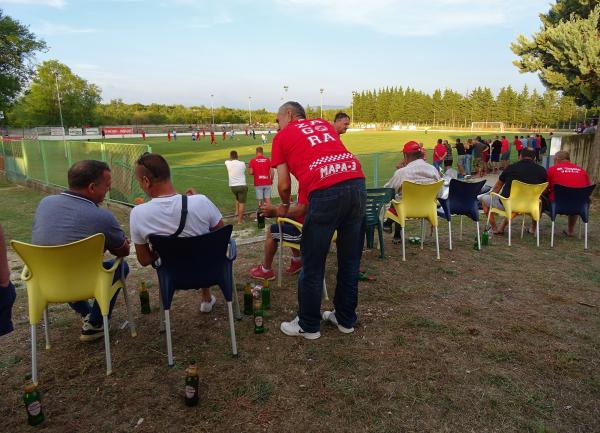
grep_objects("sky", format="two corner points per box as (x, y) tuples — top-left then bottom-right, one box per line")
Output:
(1, 0), (552, 110)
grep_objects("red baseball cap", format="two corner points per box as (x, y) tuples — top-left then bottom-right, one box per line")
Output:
(403, 141), (421, 153)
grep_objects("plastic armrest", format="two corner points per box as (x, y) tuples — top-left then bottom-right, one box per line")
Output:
(277, 217), (304, 232)
(102, 257), (122, 274)
(21, 265), (32, 281)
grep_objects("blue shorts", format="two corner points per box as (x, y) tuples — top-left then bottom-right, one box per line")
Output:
(255, 185), (272, 201)
(0, 281), (16, 336)
(270, 223), (301, 244)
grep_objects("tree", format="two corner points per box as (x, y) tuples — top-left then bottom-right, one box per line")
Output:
(512, 1), (600, 183)
(0, 10), (46, 118)
(10, 60), (101, 127)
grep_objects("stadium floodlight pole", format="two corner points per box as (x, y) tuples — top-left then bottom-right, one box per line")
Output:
(351, 90), (356, 123)
(320, 88), (324, 118)
(210, 94), (214, 128)
(283, 85), (288, 101)
(248, 96), (252, 125)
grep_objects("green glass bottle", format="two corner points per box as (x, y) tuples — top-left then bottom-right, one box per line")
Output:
(23, 379), (44, 426)
(243, 283), (253, 315)
(482, 231), (489, 246)
(253, 286), (265, 334)
(261, 278), (271, 310)
(139, 281), (151, 314)
(184, 362), (199, 407)
(257, 209), (265, 229)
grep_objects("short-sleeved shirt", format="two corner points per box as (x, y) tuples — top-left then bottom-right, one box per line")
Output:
(455, 142), (466, 155)
(499, 159), (547, 197)
(530, 137), (537, 149)
(271, 118), (364, 198)
(546, 161), (591, 201)
(473, 141), (487, 158)
(501, 138), (510, 153)
(521, 137), (528, 148)
(514, 139), (523, 151)
(249, 155), (272, 186)
(32, 192), (125, 251)
(444, 143), (453, 161)
(433, 143), (446, 162)
(491, 140), (502, 156)
(224, 159), (246, 187)
(130, 194), (222, 245)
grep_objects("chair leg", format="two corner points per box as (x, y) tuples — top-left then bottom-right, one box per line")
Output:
(377, 223), (384, 258)
(31, 324), (38, 385)
(420, 219), (424, 250)
(536, 219), (540, 247)
(508, 218), (512, 246)
(476, 221), (481, 251)
(579, 219), (582, 239)
(231, 274), (241, 320)
(584, 222), (588, 250)
(520, 217), (525, 239)
(164, 309), (174, 367)
(103, 315), (112, 376)
(277, 239), (283, 289)
(401, 227), (406, 261)
(435, 226), (440, 260)
(322, 278), (329, 301)
(551, 220), (555, 248)
(43, 307), (51, 350)
(226, 301), (238, 356)
(460, 216), (463, 240)
(448, 220), (452, 251)
(159, 293), (165, 333)
(121, 279), (137, 338)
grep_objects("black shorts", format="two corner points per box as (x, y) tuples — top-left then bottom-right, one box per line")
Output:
(270, 222), (301, 243)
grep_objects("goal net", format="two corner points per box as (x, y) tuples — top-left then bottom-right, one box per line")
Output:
(470, 122), (504, 132)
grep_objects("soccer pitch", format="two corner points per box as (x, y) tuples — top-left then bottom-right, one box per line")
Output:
(76, 130), (529, 214)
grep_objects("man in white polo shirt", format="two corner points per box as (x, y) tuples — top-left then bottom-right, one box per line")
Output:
(225, 150), (247, 224)
(130, 153), (224, 312)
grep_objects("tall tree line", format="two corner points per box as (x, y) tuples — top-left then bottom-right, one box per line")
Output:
(352, 85), (596, 129)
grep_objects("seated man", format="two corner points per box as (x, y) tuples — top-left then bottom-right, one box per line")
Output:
(249, 201), (307, 280)
(383, 141), (441, 240)
(0, 224), (16, 337)
(544, 150), (591, 236)
(479, 148), (547, 234)
(31, 160), (130, 341)
(130, 153), (224, 312)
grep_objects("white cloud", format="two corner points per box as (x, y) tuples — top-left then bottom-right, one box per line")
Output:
(36, 22), (97, 35)
(275, 0), (549, 36)
(1, 0), (66, 7)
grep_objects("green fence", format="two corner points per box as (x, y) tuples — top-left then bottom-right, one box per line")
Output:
(0, 138), (151, 205)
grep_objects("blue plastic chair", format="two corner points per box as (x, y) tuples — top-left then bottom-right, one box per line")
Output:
(548, 184), (595, 249)
(437, 179), (486, 250)
(149, 225), (240, 366)
(365, 188), (395, 258)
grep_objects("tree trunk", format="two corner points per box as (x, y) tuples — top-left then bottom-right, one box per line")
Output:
(590, 127), (600, 193)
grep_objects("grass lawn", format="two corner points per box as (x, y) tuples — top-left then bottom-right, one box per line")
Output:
(0, 186), (599, 432)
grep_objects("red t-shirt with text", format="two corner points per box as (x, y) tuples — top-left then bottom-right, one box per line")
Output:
(547, 161), (591, 201)
(271, 118), (364, 198)
(249, 156), (272, 186)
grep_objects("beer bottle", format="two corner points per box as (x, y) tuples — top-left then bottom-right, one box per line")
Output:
(139, 281), (151, 314)
(184, 362), (199, 407)
(253, 285), (265, 334)
(23, 378), (44, 426)
(243, 283), (253, 315)
(482, 230), (489, 246)
(257, 209), (265, 229)
(261, 278), (271, 310)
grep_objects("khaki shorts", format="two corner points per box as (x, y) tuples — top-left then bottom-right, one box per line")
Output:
(230, 185), (248, 204)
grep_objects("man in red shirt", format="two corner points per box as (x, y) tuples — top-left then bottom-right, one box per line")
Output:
(167, 130), (171, 143)
(545, 150), (591, 236)
(432, 139), (447, 171)
(514, 135), (523, 158)
(268, 101), (366, 340)
(210, 129), (215, 144)
(500, 135), (510, 169)
(248, 146), (274, 206)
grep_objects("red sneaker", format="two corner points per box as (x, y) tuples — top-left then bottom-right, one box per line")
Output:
(285, 259), (302, 274)
(249, 265), (275, 280)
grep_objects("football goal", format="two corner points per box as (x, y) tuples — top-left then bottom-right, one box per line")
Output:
(470, 122), (504, 132)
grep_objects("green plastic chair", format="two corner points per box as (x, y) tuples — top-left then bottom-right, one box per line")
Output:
(365, 188), (395, 258)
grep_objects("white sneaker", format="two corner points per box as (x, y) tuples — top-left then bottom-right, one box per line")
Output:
(200, 295), (216, 313)
(280, 316), (320, 340)
(322, 310), (354, 334)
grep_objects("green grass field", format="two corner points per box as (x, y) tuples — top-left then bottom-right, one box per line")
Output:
(17, 130), (543, 214)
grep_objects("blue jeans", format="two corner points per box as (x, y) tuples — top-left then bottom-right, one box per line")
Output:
(298, 178), (367, 332)
(433, 161), (442, 171)
(69, 260), (129, 326)
(463, 154), (472, 175)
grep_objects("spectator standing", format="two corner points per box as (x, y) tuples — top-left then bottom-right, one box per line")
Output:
(464, 138), (473, 175)
(472, 138), (487, 177)
(491, 136), (502, 173)
(249, 147), (274, 206)
(225, 150), (248, 224)
(432, 139), (447, 172)
(443, 139), (453, 170)
(514, 135), (523, 158)
(500, 135), (510, 170)
(454, 138), (466, 177)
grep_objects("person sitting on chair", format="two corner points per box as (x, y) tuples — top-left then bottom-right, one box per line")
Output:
(130, 153), (224, 313)
(249, 198), (307, 280)
(479, 148), (547, 235)
(0, 224), (16, 337)
(31, 160), (130, 342)
(543, 150), (591, 237)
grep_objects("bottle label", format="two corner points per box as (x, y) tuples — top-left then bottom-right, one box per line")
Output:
(27, 401), (41, 416)
(254, 316), (263, 327)
(185, 385), (196, 399)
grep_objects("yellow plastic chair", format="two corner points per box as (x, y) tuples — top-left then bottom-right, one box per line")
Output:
(485, 180), (548, 247)
(11, 234), (137, 384)
(276, 217), (336, 300)
(384, 180), (444, 261)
